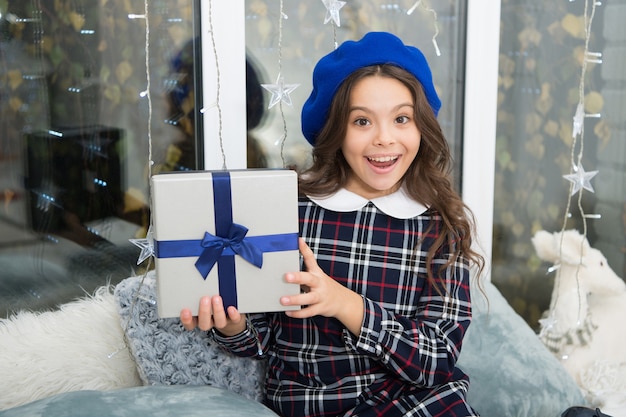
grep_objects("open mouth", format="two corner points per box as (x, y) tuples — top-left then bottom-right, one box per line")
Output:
(366, 155), (399, 169)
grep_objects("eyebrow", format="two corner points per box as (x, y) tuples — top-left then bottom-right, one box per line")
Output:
(348, 103), (414, 113)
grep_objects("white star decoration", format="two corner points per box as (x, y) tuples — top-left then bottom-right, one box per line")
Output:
(129, 225), (155, 265)
(563, 162), (599, 196)
(572, 103), (584, 138)
(261, 74), (299, 109)
(538, 315), (557, 338)
(322, 0), (346, 27)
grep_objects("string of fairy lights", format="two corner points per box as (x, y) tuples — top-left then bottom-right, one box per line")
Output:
(260, 0), (299, 166)
(407, 1), (441, 56)
(110, 0), (156, 360)
(128, 3), (155, 269)
(538, 0), (604, 357)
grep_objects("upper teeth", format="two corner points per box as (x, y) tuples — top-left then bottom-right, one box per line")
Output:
(368, 156), (397, 162)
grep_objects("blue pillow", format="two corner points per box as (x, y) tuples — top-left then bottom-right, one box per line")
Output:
(0, 386), (279, 417)
(458, 281), (587, 417)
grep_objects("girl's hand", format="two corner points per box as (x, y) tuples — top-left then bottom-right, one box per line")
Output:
(281, 238), (364, 336)
(180, 295), (246, 336)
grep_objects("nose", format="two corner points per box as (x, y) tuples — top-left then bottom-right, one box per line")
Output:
(373, 124), (395, 146)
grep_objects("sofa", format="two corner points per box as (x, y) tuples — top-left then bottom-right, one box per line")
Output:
(0, 272), (587, 416)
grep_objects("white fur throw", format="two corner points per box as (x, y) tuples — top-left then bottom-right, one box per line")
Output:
(0, 286), (142, 411)
(113, 273), (266, 402)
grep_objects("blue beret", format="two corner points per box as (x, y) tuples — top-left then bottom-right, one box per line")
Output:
(301, 32), (441, 145)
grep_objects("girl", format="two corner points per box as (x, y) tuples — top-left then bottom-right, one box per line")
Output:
(181, 32), (485, 417)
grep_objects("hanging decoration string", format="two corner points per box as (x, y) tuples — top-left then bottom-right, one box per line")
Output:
(261, 0), (300, 167)
(557, 0), (601, 306)
(561, 0), (601, 230)
(127, 3), (155, 258)
(117, 0), (156, 361)
(15, 0), (52, 272)
(322, 0), (346, 49)
(143, 0), (154, 180)
(539, 0), (602, 356)
(206, 0), (227, 169)
(128, 9), (153, 178)
(277, 0), (288, 166)
(30, 1), (50, 130)
(407, 0), (441, 56)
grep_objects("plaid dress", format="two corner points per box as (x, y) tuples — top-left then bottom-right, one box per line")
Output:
(213, 195), (478, 417)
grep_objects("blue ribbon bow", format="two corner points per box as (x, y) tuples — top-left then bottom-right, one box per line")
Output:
(194, 223), (263, 279)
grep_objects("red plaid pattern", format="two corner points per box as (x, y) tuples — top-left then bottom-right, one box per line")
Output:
(212, 197), (478, 417)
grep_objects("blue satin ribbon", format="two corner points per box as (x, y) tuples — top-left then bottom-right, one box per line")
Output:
(154, 171), (297, 309)
(154, 233), (299, 261)
(195, 223), (263, 278)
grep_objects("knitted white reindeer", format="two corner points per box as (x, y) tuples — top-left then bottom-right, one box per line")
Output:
(532, 229), (626, 411)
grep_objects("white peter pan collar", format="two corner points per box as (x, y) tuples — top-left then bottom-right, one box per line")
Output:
(308, 185), (428, 219)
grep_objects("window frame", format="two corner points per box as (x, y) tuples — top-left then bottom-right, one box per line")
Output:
(462, 0), (500, 278)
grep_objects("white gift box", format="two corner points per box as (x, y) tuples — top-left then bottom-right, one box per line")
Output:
(152, 169), (301, 318)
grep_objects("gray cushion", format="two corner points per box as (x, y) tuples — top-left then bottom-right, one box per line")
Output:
(458, 281), (587, 416)
(114, 273), (266, 402)
(0, 386), (278, 417)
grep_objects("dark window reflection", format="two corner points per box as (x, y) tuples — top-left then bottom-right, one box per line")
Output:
(0, 1), (202, 316)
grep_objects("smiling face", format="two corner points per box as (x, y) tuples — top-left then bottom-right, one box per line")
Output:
(341, 75), (421, 199)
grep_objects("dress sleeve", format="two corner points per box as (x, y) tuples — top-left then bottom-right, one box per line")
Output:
(342, 250), (473, 387)
(210, 313), (271, 359)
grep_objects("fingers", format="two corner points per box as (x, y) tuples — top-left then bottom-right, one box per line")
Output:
(281, 287), (320, 319)
(285, 305), (315, 319)
(298, 238), (321, 273)
(210, 296), (229, 329)
(197, 296), (214, 331)
(181, 295), (228, 332)
(282, 272), (319, 313)
(281, 290), (317, 308)
(180, 308), (198, 331)
(225, 306), (243, 325)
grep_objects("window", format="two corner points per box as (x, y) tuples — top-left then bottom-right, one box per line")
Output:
(0, 0), (202, 315)
(0, 0), (471, 316)
(493, 1), (626, 327)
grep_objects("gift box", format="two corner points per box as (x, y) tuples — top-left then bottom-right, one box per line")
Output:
(152, 169), (301, 318)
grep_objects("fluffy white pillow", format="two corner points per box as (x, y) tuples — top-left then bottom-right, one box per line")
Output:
(0, 286), (142, 411)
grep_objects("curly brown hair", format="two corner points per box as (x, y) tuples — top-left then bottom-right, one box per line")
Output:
(299, 64), (484, 288)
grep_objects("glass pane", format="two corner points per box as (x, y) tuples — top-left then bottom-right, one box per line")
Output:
(493, 2), (626, 327)
(243, 0), (467, 189)
(0, 0), (202, 315)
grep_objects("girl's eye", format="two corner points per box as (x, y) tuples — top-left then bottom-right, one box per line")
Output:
(354, 117), (370, 127)
(395, 115), (410, 124)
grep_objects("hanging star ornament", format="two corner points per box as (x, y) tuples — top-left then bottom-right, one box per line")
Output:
(261, 74), (299, 109)
(572, 103), (584, 138)
(129, 225), (155, 265)
(563, 162), (599, 196)
(322, 0), (346, 27)
(538, 315), (558, 339)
